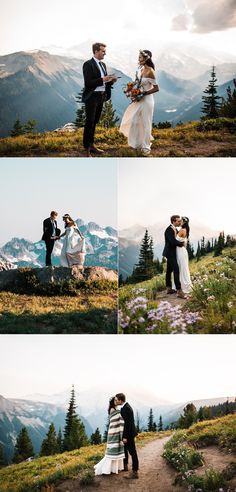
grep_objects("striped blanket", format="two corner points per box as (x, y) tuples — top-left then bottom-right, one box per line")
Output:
(106, 409), (125, 460)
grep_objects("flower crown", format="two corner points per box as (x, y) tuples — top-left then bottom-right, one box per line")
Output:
(139, 50), (151, 60)
(182, 216), (189, 223)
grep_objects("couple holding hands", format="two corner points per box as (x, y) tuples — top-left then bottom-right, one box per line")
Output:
(82, 42), (159, 156)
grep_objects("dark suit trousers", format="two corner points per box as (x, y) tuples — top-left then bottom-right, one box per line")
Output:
(166, 256), (181, 290)
(45, 239), (55, 266)
(124, 438), (139, 471)
(83, 93), (105, 148)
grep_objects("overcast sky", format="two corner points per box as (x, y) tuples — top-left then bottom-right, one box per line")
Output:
(118, 158), (236, 233)
(0, 158), (117, 245)
(0, 335), (235, 403)
(0, 0), (235, 57)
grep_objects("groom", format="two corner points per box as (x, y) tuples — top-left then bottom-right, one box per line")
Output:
(115, 393), (139, 479)
(42, 211), (61, 266)
(82, 42), (117, 157)
(163, 215), (186, 299)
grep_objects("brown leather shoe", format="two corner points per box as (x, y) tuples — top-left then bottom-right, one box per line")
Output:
(90, 145), (104, 154)
(167, 288), (177, 294)
(177, 289), (187, 299)
(125, 471), (139, 479)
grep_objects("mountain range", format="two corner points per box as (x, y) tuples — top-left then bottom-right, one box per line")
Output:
(0, 47), (235, 136)
(119, 221), (232, 279)
(1, 389), (234, 463)
(0, 218), (117, 271)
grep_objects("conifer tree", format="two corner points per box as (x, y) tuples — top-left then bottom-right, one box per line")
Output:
(158, 415), (163, 432)
(136, 411), (141, 433)
(131, 230), (156, 282)
(40, 423), (59, 456)
(196, 241), (201, 262)
(147, 408), (156, 432)
(11, 118), (24, 137)
(103, 418), (109, 443)
(198, 406), (204, 422)
(200, 236), (206, 256)
(57, 428), (63, 453)
(178, 403), (197, 429)
(24, 119), (37, 134)
(13, 427), (34, 463)
(214, 232), (225, 257)
(63, 386), (88, 451)
(100, 100), (119, 128)
(75, 90), (86, 128)
(220, 79), (236, 118)
(0, 445), (5, 467)
(201, 66), (221, 119)
(90, 428), (102, 445)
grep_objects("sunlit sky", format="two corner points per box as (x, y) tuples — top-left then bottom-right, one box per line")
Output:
(0, 335), (235, 403)
(0, 0), (236, 57)
(0, 158), (117, 245)
(118, 158), (236, 233)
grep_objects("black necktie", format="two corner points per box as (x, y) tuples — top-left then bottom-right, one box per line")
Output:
(99, 62), (106, 76)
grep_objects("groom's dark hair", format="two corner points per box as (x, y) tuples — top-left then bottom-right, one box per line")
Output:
(92, 42), (106, 54)
(116, 393), (126, 402)
(170, 215), (180, 224)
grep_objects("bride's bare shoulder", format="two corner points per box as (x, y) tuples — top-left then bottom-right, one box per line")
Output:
(146, 67), (155, 79)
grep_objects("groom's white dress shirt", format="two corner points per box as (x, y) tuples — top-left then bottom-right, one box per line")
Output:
(93, 57), (106, 92)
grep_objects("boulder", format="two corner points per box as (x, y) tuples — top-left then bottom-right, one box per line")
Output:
(0, 266), (118, 290)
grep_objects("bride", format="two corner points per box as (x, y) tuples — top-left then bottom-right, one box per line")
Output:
(59, 214), (86, 268)
(120, 49), (159, 155)
(94, 397), (125, 475)
(174, 217), (193, 294)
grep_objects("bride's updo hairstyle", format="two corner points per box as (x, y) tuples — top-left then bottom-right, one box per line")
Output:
(108, 397), (116, 414)
(140, 50), (155, 70)
(182, 216), (190, 238)
(63, 214), (76, 227)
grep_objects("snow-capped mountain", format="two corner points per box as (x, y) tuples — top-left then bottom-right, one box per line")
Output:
(0, 394), (92, 463)
(0, 219), (118, 270)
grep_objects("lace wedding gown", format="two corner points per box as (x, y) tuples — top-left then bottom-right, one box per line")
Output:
(60, 226), (86, 267)
(174, 235), (193, 294)
(120, 77), (156, 151)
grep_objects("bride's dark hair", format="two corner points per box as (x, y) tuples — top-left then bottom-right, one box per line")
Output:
(63, 214), (76, 227)
(140, 50), (155, 70)
(182, 216), (190, 238)
(108, 397), (116, 414)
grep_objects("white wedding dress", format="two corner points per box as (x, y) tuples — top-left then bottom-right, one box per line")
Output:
(120, 77), (156, 151)
(174, 235), (193, 294)
(60, 226), (86, 267)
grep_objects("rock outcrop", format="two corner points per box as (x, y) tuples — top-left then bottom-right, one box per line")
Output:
(0, 266), (118, 290)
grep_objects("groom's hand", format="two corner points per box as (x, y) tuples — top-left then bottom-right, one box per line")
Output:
(123, 438), (127, 443)
(103, 75), (114, 83)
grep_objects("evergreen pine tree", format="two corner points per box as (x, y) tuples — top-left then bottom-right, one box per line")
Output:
(205, 240), (211, 254)
(75, 90), (86, 128)
(200, 236), (206, 256)
(0, 445), (5, 467)
(147, 408), (156, 432)
(198, 407), (204, 422)
(220, 79), (236, 118)
(178, 404), (198, 429)
(196, 242), (201, 262)
(158, 415), (163, 432)
(201, 66), (221, 119)
(11, 118), (24, 137)
(131, 230), (156, 282)
(214, 232), (224, 257)
(187, 241), (194, 260)
(90, 428), (102, 445)
(13, 427), (34, 463)
(136, 411), (141, 433)
(40, 423), (59, 456)
(63, 386), (88, 451)
(225, 399), (230, 415)
(57, 428), (63, 453)
(100, 100), (119, 128)
(24, 119), (37, 134)
(103, 418), (109, 443)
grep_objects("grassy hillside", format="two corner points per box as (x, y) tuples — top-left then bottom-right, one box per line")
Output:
(0, 432), (170, 492)
(119, 246), (236, 334)
(0, 119), (236, 157)
(163, 414), (236, 491)
(0, 280), (117, 334)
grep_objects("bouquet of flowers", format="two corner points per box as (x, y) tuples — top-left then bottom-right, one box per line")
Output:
(123, 71), (144, 102)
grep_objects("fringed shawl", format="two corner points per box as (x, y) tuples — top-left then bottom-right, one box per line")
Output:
(106, 409), (125, 460)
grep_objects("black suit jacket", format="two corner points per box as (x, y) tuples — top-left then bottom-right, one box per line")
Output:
(82, 58), (112, 102)
(42, 218), (60, 242)
(162, 225), (183, 259)
(120, 403), (138, 440)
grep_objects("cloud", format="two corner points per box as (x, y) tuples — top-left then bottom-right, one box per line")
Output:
(171, 0), (236, 33)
